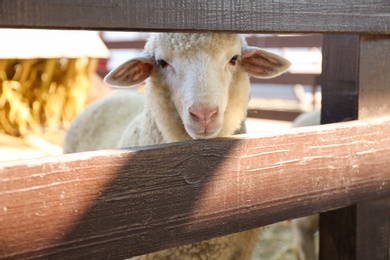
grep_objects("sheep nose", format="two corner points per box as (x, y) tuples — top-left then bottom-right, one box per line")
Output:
(189, 106), (218, 123)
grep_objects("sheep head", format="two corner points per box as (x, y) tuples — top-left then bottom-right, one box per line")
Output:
(104, 33), (290, 141)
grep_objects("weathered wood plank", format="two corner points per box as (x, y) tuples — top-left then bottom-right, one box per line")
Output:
(320, 36), (361, 259)
(321, 35), (359, 124)
(359, 35), (390, 119)
(0, 0), (389, 33)
(320, 35), (390, 260)
(354, 36), (390, 259)
(355, 198), (390, 259)
(320, 199), (390, 260)
(1, 118), (390, 259)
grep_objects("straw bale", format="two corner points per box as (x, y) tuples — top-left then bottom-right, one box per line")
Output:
(0, 57), (96, 136)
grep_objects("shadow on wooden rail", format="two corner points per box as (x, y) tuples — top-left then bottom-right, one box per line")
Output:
(1, 118), (390, 259)
(1, 139), (241, 259)
(53, 141), (241, 259)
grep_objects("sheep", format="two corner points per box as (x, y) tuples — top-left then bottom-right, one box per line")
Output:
(64, 32), (291, 259)
(292, 109), (320, 128)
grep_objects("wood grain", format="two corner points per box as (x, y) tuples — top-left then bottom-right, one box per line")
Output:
(0, 1), (388, 259)
(320, 35), (390, 260)
(356, 37), (390, 260)
(1, 118), (390, 259)
(359, 35), (390, 119)
(0, 0), (389, 33)
(321, 35), (359, 124)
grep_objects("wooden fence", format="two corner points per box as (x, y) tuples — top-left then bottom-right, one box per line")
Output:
(0, 1), (389, 259)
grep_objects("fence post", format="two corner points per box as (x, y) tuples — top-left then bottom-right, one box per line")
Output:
(320, 35), (390, 259)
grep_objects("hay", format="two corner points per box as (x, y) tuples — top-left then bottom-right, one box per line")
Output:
(0, 57), (97, 136)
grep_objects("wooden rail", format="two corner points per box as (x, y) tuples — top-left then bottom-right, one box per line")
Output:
(1, 118), (390, 259)
(1, 1), (389, 33)
(0, 1), (390, 259)
(320, 34), (390, 260)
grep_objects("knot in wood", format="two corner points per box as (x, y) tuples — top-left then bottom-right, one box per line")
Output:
(182, 157), (206, 184)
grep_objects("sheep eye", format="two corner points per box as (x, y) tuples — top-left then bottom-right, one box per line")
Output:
(229, 55), (239, 65)
(156, 59), (169, 68)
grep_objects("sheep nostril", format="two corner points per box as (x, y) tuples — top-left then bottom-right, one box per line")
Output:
(189, 107), (218, 122)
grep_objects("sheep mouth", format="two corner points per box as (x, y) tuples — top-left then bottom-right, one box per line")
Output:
(186, 124), (222, 139)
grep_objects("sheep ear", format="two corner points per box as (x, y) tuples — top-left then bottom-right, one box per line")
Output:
(241, 47), (291, 78)
(104, 52), (155, 87)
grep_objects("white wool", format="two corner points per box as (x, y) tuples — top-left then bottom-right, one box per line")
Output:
(292, 109), (321, 128)
(64, 91), (147, 152)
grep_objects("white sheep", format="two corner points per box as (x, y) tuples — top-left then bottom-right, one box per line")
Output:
(64, 32), (291, 259)
(292, 109), (321, 128)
